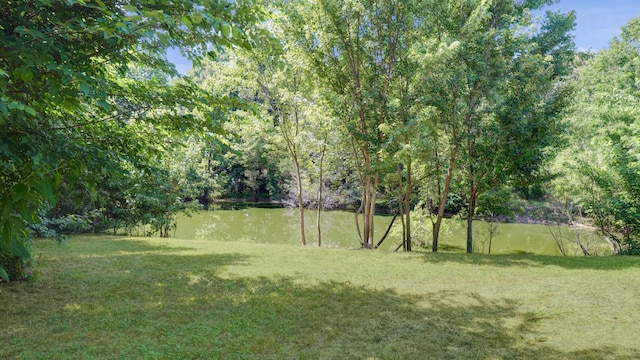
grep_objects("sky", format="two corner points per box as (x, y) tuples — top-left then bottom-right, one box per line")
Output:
(546, 0), (640, 52)
(167, 1), (640, 75)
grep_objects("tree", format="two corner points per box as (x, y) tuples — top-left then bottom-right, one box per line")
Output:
(552, 16), (640, 255)
(190, 55), (288, 202)
(412, 0), (573, 252)
(459, 1), (575, 253)
(287, 0), (429, 248)
(250, 44), (313, 246)
(0, 0), (269, 281)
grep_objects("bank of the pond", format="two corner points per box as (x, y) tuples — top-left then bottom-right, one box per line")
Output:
(173, 207), (609, 256)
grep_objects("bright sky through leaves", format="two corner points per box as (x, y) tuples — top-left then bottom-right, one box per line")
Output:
(167, 1), (640, 74)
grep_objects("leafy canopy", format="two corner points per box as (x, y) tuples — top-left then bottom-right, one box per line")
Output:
(0, 0), (270, 281)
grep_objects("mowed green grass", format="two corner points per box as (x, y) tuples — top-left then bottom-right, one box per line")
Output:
(2, 236), (639, 359)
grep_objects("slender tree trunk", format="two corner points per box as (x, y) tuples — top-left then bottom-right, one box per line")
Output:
(488, 234), (493, 254)
(350, 139), (366, 247)
(370, 171), (379, 247)
(466, 183), (476, 253)
(375, 213), (398, 249)
(397, 160), (412, 252)
(202, 152), (213, 209)
(433, 151), (456, 252)
(465, 100), (478, 254)
(277, 104), (306, 246)
(363, 170), (378, 248)
(359, 149), (377, 249)
(405, 158), (412, 252)
(355, 171), (377, 249)
(362, 174), (371, 247)
(397, 164), (406, 250)
(316, 136), (326, 247)
(432, 217), (443, 252)
(355, 201), (364, 246)
(294, 155), (306, 246)
(600, 225), (621, 254)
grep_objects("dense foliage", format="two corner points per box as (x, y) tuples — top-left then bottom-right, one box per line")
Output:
(552, 17), (640, 254)
(0, 0), (269, 281)
(187, 0), (576, 251)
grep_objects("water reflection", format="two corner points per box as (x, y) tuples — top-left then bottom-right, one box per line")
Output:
(174, 207), (609, 255)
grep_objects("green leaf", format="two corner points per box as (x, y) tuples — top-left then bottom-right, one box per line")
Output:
(191, 13), (203, 25)
(20, 68), (33, 82)
(38, 178), (56, 204)
(157, 32), (170, 44)
(6, 101), (19, 110)
(1, 202), (11, 220)
(32, 153), (43, 164)
(182, 16), (193, 29)
(15, 204), (35, 223)
(0, 265), (9, 283)
(2, 223), (11, 249)
(123, 4), (137, 12)
(220, 24), (231, 37)
(80, 83), (91, 95)
(12, 183), (29, 201)
(9, 240), (31, 260)
(97, 99), (110, 111)
(23, 105), (36, 116)
(52, 95), (64, 105)
(40, 178), (56, 204)
(232, 26), (242, 39)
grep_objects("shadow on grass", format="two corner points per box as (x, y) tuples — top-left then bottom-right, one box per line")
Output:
(70, 236), (196, 253)
(3, 245), (638, 359)
(418, 251), (640, 270)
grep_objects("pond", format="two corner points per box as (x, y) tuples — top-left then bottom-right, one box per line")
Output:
(173, 205), (607, 256)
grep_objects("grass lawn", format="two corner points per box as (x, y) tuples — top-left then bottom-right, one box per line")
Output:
(2, 236), (639, 359)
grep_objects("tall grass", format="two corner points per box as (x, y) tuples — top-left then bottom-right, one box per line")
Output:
(1, 236), (639, 359)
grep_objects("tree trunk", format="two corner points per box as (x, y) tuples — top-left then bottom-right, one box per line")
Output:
(466, 178), (477, 254)
(316, 138), (326, 247)
(405, 158), (412, 252)
(466, 196), (475, 253)
(364, 170), (378, 248)
(488, 234), (493, 254)
(294, 155), (306, 246)
(276, 103), (306, 246)
(600, 225), (621, 254)
(397, 160), (412, 252)
(375, 214), (398, 249)
(355, 201), (365, 247)
(433, 151), (456, 252)
(397, 164), (406, 251)
(202, 153), (213, 210)
(362, 180), (371, 248)
(358, 149), (377, 249)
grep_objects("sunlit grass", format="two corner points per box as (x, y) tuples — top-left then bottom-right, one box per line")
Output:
(2, 236), (639, 359)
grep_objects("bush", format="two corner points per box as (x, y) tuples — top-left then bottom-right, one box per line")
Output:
(619, 238), (640, 256)
(28, 209), (100, 241)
